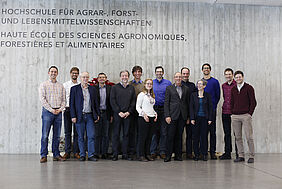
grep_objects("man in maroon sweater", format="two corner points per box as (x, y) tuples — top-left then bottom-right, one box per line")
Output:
(231, 71), (257, 163)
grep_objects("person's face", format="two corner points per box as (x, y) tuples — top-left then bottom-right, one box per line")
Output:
(133, 70), (142, 80)
(155, 68), (164, 79)
(80, 72), (89, 85)
(145, 80), (153, 91)
(197, 81), (206, 91)
(181, 69), (190, 81)
(48, 68), (58, 80)
(202, 65), (211, 75)
(98, 74), (107, 84)
(224, 71), (233, 82)
(174, 73), (182, 85)
(120, 72), (129, 83)
(234, 74), (244, 84)
(70, 70), (79, 81)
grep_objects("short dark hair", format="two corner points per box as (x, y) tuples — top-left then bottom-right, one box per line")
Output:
(48, 65), (58, 72)
(70, 67), (79, 74)
(234, 70), (244, 77)
(98, 72), (107, 77)
(155, 66), (164, 73)
(224, 68), (233, 74)
(181, 67), (190, 73)
(132, 66), (143, 74)
(120, 70), (130, 77)
(202, 63), (211, 71)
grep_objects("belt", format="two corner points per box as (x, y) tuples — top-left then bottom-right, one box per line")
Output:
(100, 109), (106, 113)
(53, 108), (60, 110)
(82, 112), (92, 115)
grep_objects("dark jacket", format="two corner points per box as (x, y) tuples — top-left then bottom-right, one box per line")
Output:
(70, 84), (100, 123)
(110, 83), (136, 114)
(190, 91), (213, 121)
(94, 84), (113, 120)
(164, 84), (191, 121)
(231, 82), (257, 116)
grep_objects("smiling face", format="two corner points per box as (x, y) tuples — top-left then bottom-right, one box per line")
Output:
(70, 70), (79, 81)
(98, 74), (107, 85)
(234, 73), (244, 85)
(48, 68), (58, 80)
(181, 68), (190, 82)
(133, 69), (142, 81)
(155, 68), (164, 80)
(145, 79), (153, 91)
(202, 65), (211, 76)
(80, 72), (90, 85)
(120, 71), (129, 83)
(197, 80), (206, 91)
(174, 72), (182, 86)
(224, 70), (233, 82)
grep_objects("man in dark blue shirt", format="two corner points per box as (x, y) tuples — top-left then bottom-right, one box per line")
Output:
(181, 67), (196, 159)
(150, 66), (172, 159)
(202, 63), (220, 160)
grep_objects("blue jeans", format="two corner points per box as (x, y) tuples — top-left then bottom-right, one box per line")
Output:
(40, 108), (62, 158)
(95, 111), (110, 155)
(64, 109), (79, 154)
(75, 113), (95, 158)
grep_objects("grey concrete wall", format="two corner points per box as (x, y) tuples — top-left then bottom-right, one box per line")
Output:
(0, 0), (281, 153)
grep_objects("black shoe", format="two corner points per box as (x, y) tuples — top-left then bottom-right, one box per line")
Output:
(101, 154), (108, 159)
(202, 155), (208, 161)
(234, 157), (245, 162)
(138, 156), (148, 162)
(219, 153), (231, 160)
(127, 155), (134, 161)
(88, 156), (98, 161)
(145, 155), (154, 161)
(164, 157), (171, 162)
(93, 155), (100, 159)
(186, 154), (194, 160)
(79, 156), (86, 161)
(210, 153), (217, 160)
(247, 158), (254, 163)
(112, 155), (118, 161)
(174, 156), (183, 161)
(193, 156), (199, 161)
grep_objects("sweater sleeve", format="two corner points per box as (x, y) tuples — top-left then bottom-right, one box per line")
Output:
(189, 94), (195, 120)
(110, 86), (121, 113)
(215, 79), (221, 106)
(164, 86), (171, 118)
(248, 85), (257, 116)
(230, 88), (234, 114)
(128, 87), (136, 114)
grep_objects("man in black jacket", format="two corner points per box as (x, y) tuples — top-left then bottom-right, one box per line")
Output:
(110, 70), (136, 161)
(164, 72), (191, 162)
(94, 73), (113, 159)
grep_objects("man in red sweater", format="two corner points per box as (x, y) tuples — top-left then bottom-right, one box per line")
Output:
(231, 71), (257, 163)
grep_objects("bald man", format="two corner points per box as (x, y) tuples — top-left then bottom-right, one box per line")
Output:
(70, 72), (100, 161)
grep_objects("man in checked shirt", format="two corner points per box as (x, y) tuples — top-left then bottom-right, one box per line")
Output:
(39, 66), (66, 163)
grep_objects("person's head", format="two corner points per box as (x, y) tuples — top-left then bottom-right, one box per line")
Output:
(143, 78), (155, 98)
(155, 66), (164, 80)
(132, 66), (143, 80)
(174, 72), (182, 86)
(70, 67), (79, 81)
(234, 70), (244, 85)
(196, 79), (207, 91)
(80, 72), (90, 85)
(120, 70), (130, 83)
(202, 63), (211, 76)
(97, 72), (107, 85)
(224, 68), (233, 82)
(48, 66), (58, 80)
(181, 67), (190, 81)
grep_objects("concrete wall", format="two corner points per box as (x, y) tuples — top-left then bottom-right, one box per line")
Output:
(0, 0), (281, 153)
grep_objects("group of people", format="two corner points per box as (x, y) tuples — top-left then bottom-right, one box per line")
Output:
(39, 63), (257, 164)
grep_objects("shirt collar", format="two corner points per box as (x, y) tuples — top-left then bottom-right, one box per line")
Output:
(99, 84), (106, 89)
(132, 79), (142, 84)
(120, 82), (128, 88)
(81, 83), (89, 89)
(237, 82), (245, 89)
(49, 79), (57, 83)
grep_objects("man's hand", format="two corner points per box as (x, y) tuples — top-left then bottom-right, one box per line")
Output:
(165, 117), (171, 124)
(94, 116), (100, 123)
(72, 118), (77, 123)
(186, 118), (190, 125)
(124, 112), (130, 119)
(191, 120), (195, 125)
(208, 121), (212, 125)
(53, 109), (61, 115)
(144, 114), (149, 122)
(110, 116), (113, 123)
(119, 112), (125, 118)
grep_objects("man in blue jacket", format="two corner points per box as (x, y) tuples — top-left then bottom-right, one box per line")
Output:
(70, 72), (100, 161)
(202, 63), (220, 160)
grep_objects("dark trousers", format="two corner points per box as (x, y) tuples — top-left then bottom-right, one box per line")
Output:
(166, 116), (185, 158)
(63, 109), (79, 154)
(112, 113), (131, 156)
(129, 111), (138, 155)
(222, 113), (238, 155)
(150, 106), (167, 155)
(192, 116), (208, 156)
(137, 117), (156, 157)
(95, 111), (110, 155)
(185, 123), (193, 155)
(208, 110), (217, 154)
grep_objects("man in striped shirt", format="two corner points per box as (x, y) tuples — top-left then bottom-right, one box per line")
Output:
(39, 66), (66, 163)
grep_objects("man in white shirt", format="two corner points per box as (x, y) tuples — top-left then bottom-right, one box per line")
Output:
(63, 67), (80, 159)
